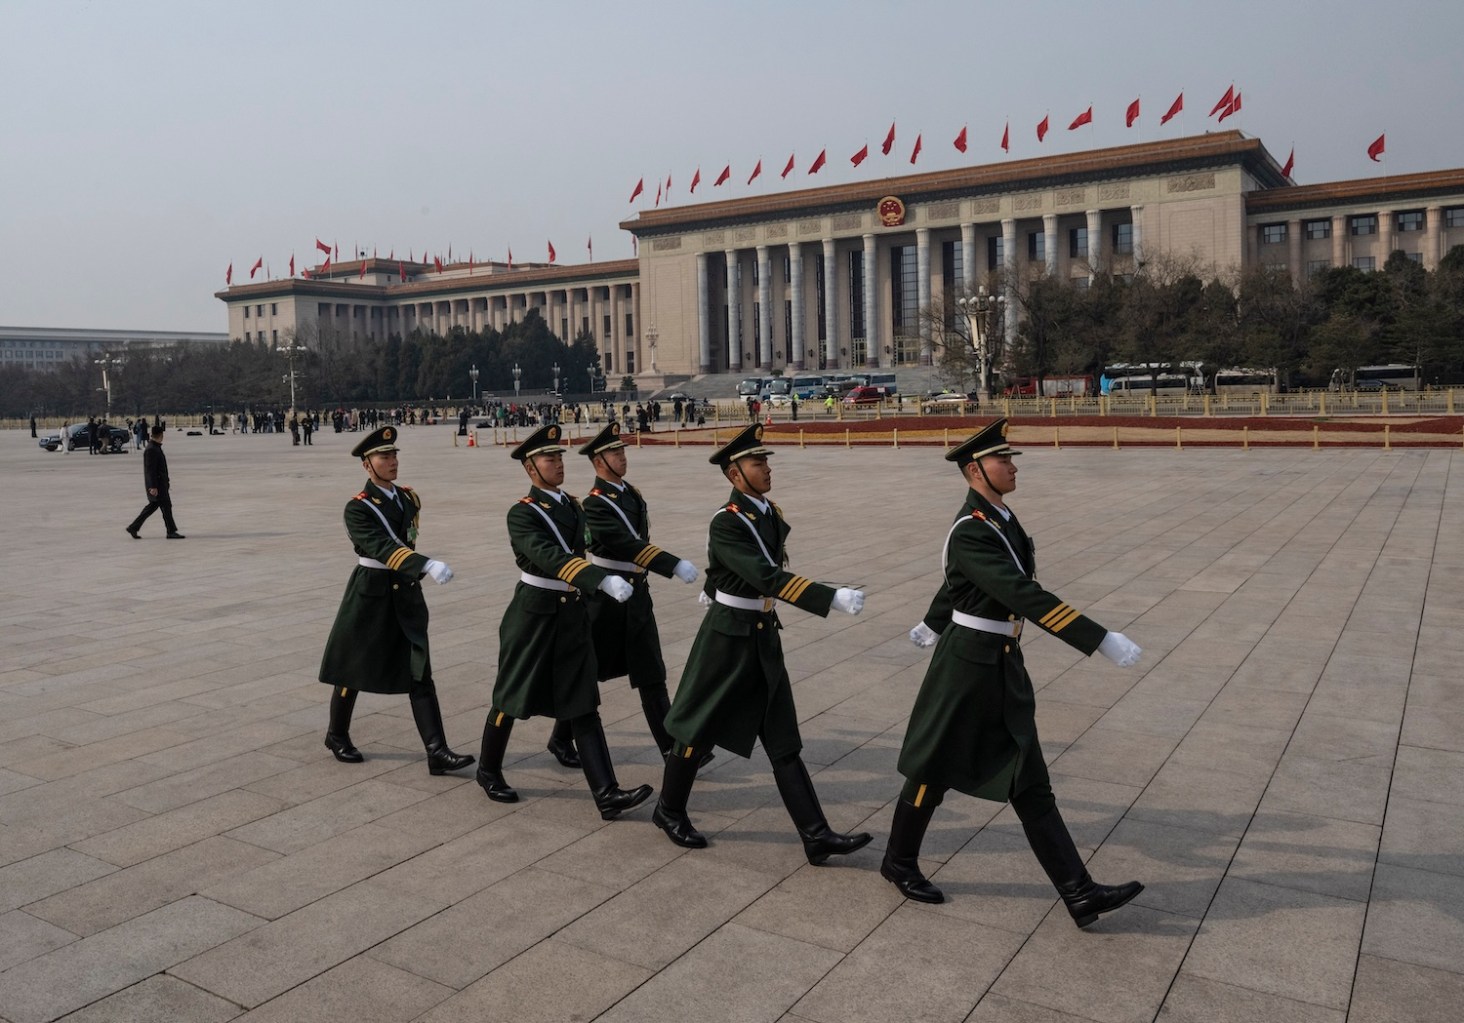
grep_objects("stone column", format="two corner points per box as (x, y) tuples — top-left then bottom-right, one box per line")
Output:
(1379, 210), (1394, 264)
(1086, 209), (1103, 278)
(628, 282), (641, 374)
(961, 222), (977, 292)
(696, 252), (712, 373)
(1043, 214), (1059, 276)
(726, 250), (743, 372)
(862, 233), (879, 368)
(788, 242), (805, 370)
(822, 238), (838, 369)
(1332, 215), (1347, 268)
(1002, 218), (1018, 342)
(1288, 218), (1302, 277)
(1426, 205), (1443, 270)
(916, 227), (932, 366)
(757, 245), (772, 369)
(611, 286), (624, 377)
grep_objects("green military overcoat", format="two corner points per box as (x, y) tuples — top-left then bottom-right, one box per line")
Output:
(583, 477), (682, 687)
(664, 489), (834, 761)
(318, 481), (433, 695)
(491, 486), (611, 720)
(898, 489), (1107, 801)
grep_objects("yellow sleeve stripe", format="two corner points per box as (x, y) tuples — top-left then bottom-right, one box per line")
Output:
(1045, 607), (1081, 633)
(558, 558), (592, 584)
(634, 545), (664, 568)
(778, 576), (814, 603)
(1039, 603), (1074, 628)
(386, 547), (414, 571)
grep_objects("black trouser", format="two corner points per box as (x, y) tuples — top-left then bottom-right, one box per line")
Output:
(128, 491), (178, 534)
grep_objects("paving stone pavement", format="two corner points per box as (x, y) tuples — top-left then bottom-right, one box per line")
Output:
(2, 425), (1461, 1022)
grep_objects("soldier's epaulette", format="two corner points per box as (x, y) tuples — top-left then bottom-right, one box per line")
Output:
(518, 496), (535, 505)
(770, 500), (784, 519)
(399, 484), (414, 492)
(726, 502), (740, 514)
(590, 488), (604, 497)
(355, 491), (368, 500)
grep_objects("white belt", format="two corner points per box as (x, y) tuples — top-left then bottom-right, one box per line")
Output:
(590, 554), (644, 574)
(358, 557), (389, 569)
(952, 611), (1022, 637)
(520, 572), (572, 592)
(715, 590), (775, 612)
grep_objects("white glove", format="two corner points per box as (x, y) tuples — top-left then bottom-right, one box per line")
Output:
(1098, 631), (1142, 667)
(831, 587), (865, 615)
(697, 590), (712, 607)
(909, 622), (938, 648)
(599, 575), (634, 603)
(423, 559), (454, 585)
(673, 559), (699, 584)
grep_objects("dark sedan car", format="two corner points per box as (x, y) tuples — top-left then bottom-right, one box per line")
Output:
(38, 423), (131, 453)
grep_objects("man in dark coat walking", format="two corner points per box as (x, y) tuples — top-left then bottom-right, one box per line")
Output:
(652, 424), (871, 865)
(474, 423), (653, 822)
(885, 419), (1144, 928)
(125, 426), (184, 539)
(316, 425), (474, 776)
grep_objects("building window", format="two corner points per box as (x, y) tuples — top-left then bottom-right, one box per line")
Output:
(1397, 210), (1425, 232)
(1307, 259), (1331, 276)
(270, 303), (278, 314)
(784, 299), (793, 360)
(1350, 215), (1378, 236)
(624, 313), (633, 338)
(603, 314), (611, 339)
(625, 352), (634, 374)
(752, 260), (758, 285)
(783, 256), (791, 284)
(271, 330), (278, 343)
(1113, 223), (1134, 254)
(243, 306), (250, 319)
(753, 302), (760, 353)
(1028, 232), (1045, 263)
(1352, 256), (1377, 271)
(1447, 207), (1464, 228)
(561, 317), (569, 337)
(1069, 227), (1088, 259)
(1304, 219), (1332, 240)
(815, 254), (826, 343)
(1261, 224), (1287, 245)
(848, 250), (865, 339)
(1407, 251), (1423, 263)
(987, 236), (1003, 271)
(1072, 276), (1090, 290)
(891, 246), (919, 334)
(256, 304), (264, 316)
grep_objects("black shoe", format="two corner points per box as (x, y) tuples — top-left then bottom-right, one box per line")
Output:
(426, 748), (475, 775)
(652, 801), (708, 848)
(772, 756), (873, 865)
(881, 797), (944, 902)
(801, 828), (873, 865)
(166, 532), (186, 539)
(546, 733), (581, 768)
(1059, 878), (1144, 929)
(1022, 806), (1144, 929)
(475, 769), (519, 802)
(324, 732), (364, 763)
(880, 859), (944, 903)
(594, 783), (653, 821)
(125, 526), (140, 539)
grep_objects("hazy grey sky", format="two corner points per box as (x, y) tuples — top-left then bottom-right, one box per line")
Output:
(3, 0), (1462, 332)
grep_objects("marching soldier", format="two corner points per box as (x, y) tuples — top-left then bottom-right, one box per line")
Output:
(543, 423), (703, 768)
(886, 419), (1144, 928)
(652, 424), (871, 865)
(318, 425), (475, 775)
(475, 423), (653, 821)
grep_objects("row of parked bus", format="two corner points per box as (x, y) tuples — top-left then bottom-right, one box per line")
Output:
(736, 373), (901, 404)
(1005, 363), (1422, 397)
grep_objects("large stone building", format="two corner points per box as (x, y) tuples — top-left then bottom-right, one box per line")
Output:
(0, 326), (228, 372)
(217, 130), (1464, 381)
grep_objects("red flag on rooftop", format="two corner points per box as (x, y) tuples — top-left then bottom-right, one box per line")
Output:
(1068, 106), (1093, 130)
(321, 257), (331, 273)
(359, 259), (366, 280)
(1367, 133), (1386, 162)
(1208, 84), (1234, 118)
(548, 241), (556, 263)
(1126, 98), (1140, 128)
(781, 153), (796, 178)
(434, 256), (442, 273)
(1001, 121), (1010, 152)
(629, 177), (644, 203)
(315, 238), (331, 255)
(507, 246), (513, 269)
(747, 158), (762, 185)
(714, 164), (730, 186)
(587, 236), (593, 260)
(953, 126), (967, 153)
(226, 262), (232, 285)
(289, 254), (295, 277)
(881, 121), (896, 156)
(302, 267), (311, 280)
(1218, 91), (1241, 123)
(1036, 114), (1049, 142)
(1160, 91), (1183, 125)
(809, 149), (826, 174)
(1281, 146), (1295, 178)
(399, 261), (406, 282)
(690, 167), (701, 193)
(909, 133), (922, 164)
(851, 144), (868, 168)
(665, 173), (672, 197)
(249, 256), (263, 279)
(655, 180), (662, 206)
(333, 243), (338, 261)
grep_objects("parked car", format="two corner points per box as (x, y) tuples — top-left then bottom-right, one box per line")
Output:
(921, 391), (980, 412)
(42, 423), (131, 453)
(842, 385), (888, 405)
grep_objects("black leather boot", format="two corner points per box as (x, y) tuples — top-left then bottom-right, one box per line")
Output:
(324, 687), (364, 763)
(408, 686), (475, 775)
(1022, 806), (1143, 928)
(573, 715), (653, 821)
(880, 798), (944, 903)
(475, 712), (518, 802)
(546, 718), (580, 768)
(772, 757), (872, 865)
(643, 685), (715, 769)
(652, 747), (708, 848)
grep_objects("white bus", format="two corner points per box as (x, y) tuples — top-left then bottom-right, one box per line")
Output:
(1330, 364), (1421, 391)
(1213, 367), (1279, 394)
(1106, 373), (1193, 396)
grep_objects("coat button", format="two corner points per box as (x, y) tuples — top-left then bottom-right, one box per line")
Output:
(392, 584), (399, 591)
(1004, 644), (1011, 653)
(560, 596), (567, 604)
(756, 622), (764, 630)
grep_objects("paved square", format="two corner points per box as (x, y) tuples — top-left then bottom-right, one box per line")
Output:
(3, 425), (1460, 1022)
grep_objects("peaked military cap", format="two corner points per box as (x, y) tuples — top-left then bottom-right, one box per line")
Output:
(945, 418), (1022, 467)
(578, 421), (626, 457)
(510, 422), (568, 461)
(351, 425), (399, 459)
(709, 423), (775, 466)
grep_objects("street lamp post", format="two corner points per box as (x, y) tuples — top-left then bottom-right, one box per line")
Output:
(512, 362), (521, 401)
(956, 287), (1004, 400)
(93, 354), (120, 420)
(551, 362), (560, 394)
(469, 364), (479, 405)
(280, 343), (308, 418)
(644, 324), (658, 373)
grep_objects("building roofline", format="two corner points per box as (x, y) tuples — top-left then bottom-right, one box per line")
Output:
(1246, 167), (1464, 214)
(215, 258), (640, 304)
(619, 130), (1287, 234)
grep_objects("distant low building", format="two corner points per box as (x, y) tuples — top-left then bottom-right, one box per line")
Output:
(0, 326), (228, 373)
